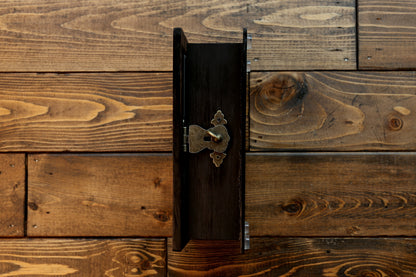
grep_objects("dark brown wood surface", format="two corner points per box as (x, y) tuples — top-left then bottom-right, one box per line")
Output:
(0, 0), (355, 72)
(0, 73), (171, 152)
(359, 0), (416, 69)
(168, 237), (416, 276)
(26, 153), (416, 237)
(246, 153), (416, 236)
(250, 71), (416, 151)
(27, 154), (172, 237)
(172, 28), (189, 251)
(185, 41), (245, 242)
(0, 154), (25, 237)
(0, 239), (166, 276)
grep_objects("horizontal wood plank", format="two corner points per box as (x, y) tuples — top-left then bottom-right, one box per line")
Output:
(359, 0), (416, 69)
(27, 154), (172, 237)
(0, 73), (172, 152)
(0, 0), (355, 71)
(246, 153), (416, 236)
(0, 238), (165, 276)
(250, 71), (416, 151)
(28, 153), (416, 237)
(0, 154), (25, 237)
(168, 237), (416, 276)
(3, 72), (416, 152)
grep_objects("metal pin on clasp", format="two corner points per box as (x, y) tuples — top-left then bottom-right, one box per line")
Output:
(206, 130), (222, 142)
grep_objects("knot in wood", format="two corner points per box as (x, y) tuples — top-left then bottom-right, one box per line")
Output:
(28, 202), (38, 211)
(388, 116), (403, 131)
(253, 73), (307, 113)
(281, 200), (303, 215)
(357, 270), (382, 277)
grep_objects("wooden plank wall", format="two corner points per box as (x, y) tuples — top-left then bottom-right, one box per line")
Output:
(0, 0), (415, 276)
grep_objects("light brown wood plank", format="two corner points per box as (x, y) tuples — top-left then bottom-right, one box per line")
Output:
(3, 72), (416, 152)
(0, 238), (165, 276)
(0, 154), (24, 237)
(247, 153), (416, 236)
(0, 73), (171, 152)
(250, 71), (416, 151)
(359, 0), (416, 69)
(28, 153), (416, 237)
(168, 237), (416, 276)
(0, 0), (355, 71)
(27, 154), (172, 237)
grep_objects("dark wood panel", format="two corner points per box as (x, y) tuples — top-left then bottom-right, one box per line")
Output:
(246, 153), (416, 236)
(250, 71), (416, 151)
(359, 0), (416, 69)
(185, 42), (245, 241)
(168, 237), (416, 276)
(0, 73), (171, 152)
(0, 0), (355, 71)
(0, 239), (165, 276)
(27, 153), (416, 237)
(0, 154), (25, 237)
(27, 154), (172, 237)
(173, 29), (246, 250)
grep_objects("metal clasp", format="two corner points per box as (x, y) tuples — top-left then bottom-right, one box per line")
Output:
(188, 110), (230, 167)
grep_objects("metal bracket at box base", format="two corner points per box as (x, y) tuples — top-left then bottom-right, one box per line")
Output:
(173, 28), (247, 252)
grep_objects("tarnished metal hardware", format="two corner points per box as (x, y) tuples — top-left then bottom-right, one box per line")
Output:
(189, 110), (230, 167)
(244, 221), (250, 250)
(210, 152), (226, 167)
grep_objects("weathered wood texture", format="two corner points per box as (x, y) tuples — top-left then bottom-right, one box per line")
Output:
(247, 153), (416, 236)
(359, 0), (416, 69)
(250, 71), (416, 151)
(27, 154), (172, 237)
(27, 153), (416, 237)
(0, 73), (171, 152)
(0, 154), (24, 237)
(0, 0), (355, 72)
(0, 239), (166, 276)
(168, 237), (416, 276)
(3, 72), (416, 152)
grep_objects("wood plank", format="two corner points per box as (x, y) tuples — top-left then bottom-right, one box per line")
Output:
(28, 153), (416, 237)
(247, 153), (416, 236)
(0, 0), (355, 72)
(168, 237), (416, 276)
(359, 0), (416, 69)
(0, 154), (25, 237)
(0, 73), (172, 152)
(3, 72), (416, 152)
(27, 154), (172, 237)
(250, 71), (416, 151)
(0, 238), (165, 276)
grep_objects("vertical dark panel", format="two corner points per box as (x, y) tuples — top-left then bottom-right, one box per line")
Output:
(173, 29), (246, 251)
(172, 28), (189, 251)
(186, 42), (245, 242)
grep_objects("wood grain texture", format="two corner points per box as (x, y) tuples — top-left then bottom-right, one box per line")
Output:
(0, 239), (166, 276)
(27, 154), (172, 237)
(0, 73), (171, 152)
(27, 153), (416, 237)
(359, 0), (416, 69)
(4, 72), (416, 152)
(0, 154), (24, 237)
(250, 71), (416, 151)
(247, 153), (416, 236)
(184, 43), (245, 242)
(0, 0), (355, 71)
(168, 237), (416, 276)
